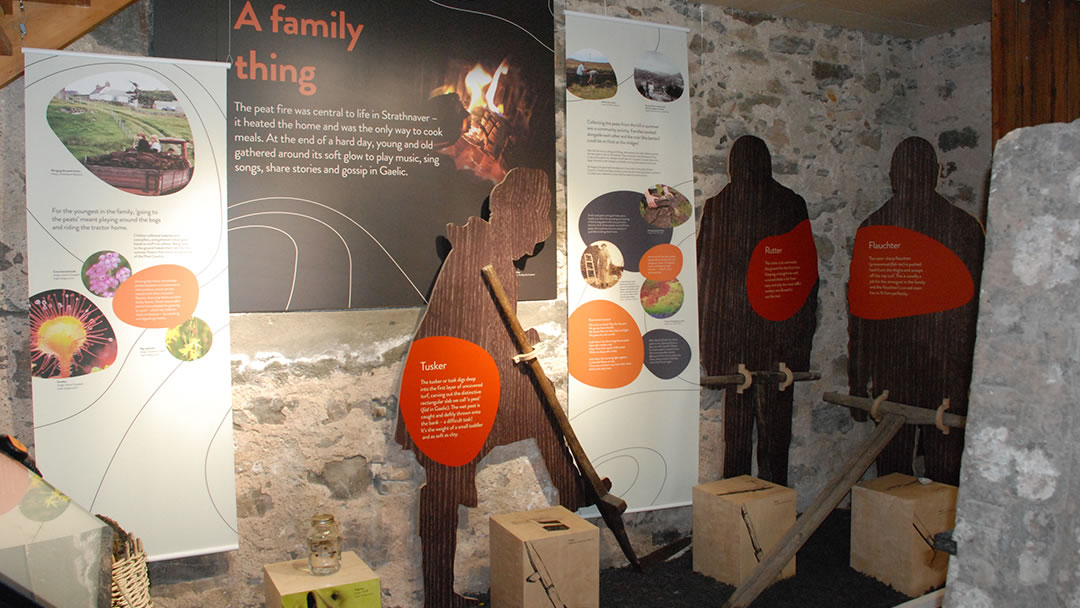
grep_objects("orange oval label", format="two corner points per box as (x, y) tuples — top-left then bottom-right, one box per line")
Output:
(849, 225), (974, 320)
(746, 220), (818, 321)
(640, 244), (683, 282)
(399, 336), (500, 467)
(568, 300), (644, 388)
(112, 265), (199, 328)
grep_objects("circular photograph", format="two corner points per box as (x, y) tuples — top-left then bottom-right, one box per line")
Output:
(19, 476), (71, 522)
(567, 48), (617, 100)
(0, 455), (30, 516)
(633, 51), (685, 102)
(30, 289), (117, 379)
(166, 317), (213, 361)
(581, 240), (625, 289)
(81, 250), (132, 298)
(47, 70), (194, 196)
(640, 184), (693, 228)
(640, 279), (685, 319)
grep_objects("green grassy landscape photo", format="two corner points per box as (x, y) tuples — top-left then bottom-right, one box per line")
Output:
(49, 73), (193, 160)
(567, 48), (618, 100)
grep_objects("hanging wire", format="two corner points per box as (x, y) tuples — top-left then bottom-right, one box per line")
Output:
(700, 4), (705, 66)
(226, 0), (233, 64)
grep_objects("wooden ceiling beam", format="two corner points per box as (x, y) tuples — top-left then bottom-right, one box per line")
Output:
(0, 0), (138, 88)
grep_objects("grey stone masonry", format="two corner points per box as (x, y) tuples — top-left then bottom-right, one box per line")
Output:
(0, 0), (994, 605)
(947, 118), (1080, 607)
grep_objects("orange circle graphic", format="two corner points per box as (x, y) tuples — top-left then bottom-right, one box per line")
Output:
(569, 300), (644, 388)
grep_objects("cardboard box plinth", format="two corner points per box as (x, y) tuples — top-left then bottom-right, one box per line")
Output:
(851, 472), (958, 597)
(264, 550), (381, 608)
(490, 505), (599, 608)
(692, 475), (797, 586)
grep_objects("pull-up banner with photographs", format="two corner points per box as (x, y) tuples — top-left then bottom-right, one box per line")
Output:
(24, 49), (237, 560)
(564, 12), (699, 511)
(220, 0), (557, 312)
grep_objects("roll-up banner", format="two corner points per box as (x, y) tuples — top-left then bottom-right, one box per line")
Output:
(564, 12), (699, 511)
(24, 49), (237, 559)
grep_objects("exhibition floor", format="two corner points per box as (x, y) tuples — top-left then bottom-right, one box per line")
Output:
(596, 509), (911, 607)
(479, 509), (914, 607)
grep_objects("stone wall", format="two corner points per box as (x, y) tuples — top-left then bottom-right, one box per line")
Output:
(0, 1), (993, 606)
(0, 3), (155, 465)
(946, 119), (1080, 607)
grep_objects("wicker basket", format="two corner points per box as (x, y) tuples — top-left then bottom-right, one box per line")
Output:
(98, 515), (154, 608)
(111, 537), (153, 608)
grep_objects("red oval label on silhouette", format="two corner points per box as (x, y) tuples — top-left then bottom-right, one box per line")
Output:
(746, 220), (818, 321)
(400, 336), (500, 467)
(849, 225), (974, 320)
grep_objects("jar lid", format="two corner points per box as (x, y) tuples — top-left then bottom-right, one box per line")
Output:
(312, 513), (335, 525)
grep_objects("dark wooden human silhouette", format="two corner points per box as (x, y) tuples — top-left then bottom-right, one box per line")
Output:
(394, 168), (585, 608)
(847, 137), (985, 486)
(697, 136), (818, 486)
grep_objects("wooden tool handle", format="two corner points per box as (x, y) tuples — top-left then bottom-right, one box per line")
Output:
(822, 392), (966, 429)
(481, 264), (642, 570)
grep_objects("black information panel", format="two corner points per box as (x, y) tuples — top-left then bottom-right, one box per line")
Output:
(155, 1), (557, 311)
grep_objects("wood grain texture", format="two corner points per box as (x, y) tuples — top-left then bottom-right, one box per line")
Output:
(722, 413), (908, 608)
(394, 168), (584, 608)
(0, 0), (139, 87)
(992, 0), (1080, 145)
(847, 137), (984, 486)
(697, 136), (818, 486)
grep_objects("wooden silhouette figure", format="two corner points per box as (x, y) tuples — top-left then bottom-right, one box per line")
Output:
(847, 137), (985, 486)
(395, 168), (585, 608)
(697, 136), (818, 486)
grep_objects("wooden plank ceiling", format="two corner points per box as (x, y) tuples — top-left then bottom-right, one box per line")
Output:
(0, 0), (138, 88)
(699, 0), (992, 39)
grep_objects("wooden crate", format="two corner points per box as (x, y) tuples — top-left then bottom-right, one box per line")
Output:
(264, 550), (381, 608)
(692, 475), (796, 586)
(490, 505), (599, 608)
(851, 473), (957, 597)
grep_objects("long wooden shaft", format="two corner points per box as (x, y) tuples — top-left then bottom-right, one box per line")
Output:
(481, 264), (642, 570)
(753, 383), (773, 482)
(701, 371), (820, 387)
(822, 392), (966, 429)
(721, 413), (907, 608)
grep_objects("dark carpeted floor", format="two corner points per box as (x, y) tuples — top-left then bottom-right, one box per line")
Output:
(596, 509), (910, 608)
(479, 508), (914, 607)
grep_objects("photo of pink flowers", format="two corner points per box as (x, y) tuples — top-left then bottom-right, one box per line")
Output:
(81, 250), (132, 298)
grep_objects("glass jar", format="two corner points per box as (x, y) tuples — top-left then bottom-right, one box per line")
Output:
(306, 513), (342, 575)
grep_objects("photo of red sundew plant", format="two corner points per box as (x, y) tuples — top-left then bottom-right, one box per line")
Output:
(81, 250), (132, 298)
(640, 279), (684, 319)
(30, 289), (117, 379)
(165, 317), (213, 361)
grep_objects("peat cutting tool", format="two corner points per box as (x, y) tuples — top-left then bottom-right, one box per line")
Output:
(482, 264), (642, 572)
